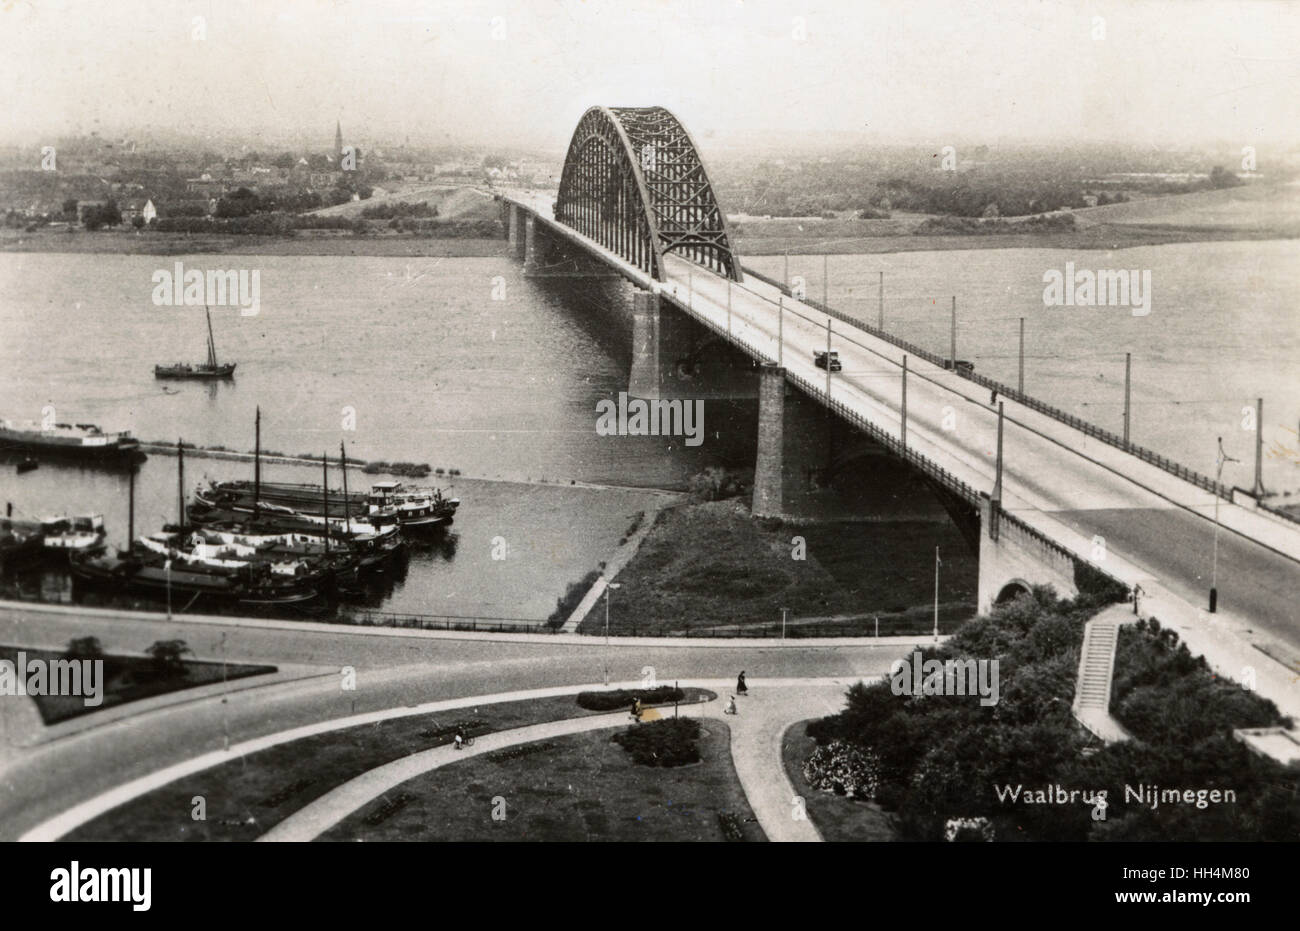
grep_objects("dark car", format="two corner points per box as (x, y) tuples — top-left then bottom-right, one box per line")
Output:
(814, 350), (842, 372)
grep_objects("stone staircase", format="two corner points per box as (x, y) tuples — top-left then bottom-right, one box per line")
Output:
(1072, 606), (1133, 743)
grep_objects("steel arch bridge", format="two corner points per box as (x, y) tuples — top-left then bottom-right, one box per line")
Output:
(554, 106), (743, 283)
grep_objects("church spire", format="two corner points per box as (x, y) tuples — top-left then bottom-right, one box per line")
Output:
(335, 120), (343, 161)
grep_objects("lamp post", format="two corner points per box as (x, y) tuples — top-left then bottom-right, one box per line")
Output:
(603, 579), (621, 686)
(781, 606), (788, 640)
(220, 631), (229, 751)
(1211, 437), (1238, 613)
(933, 547), (941, 643)
(165, 558), (173, 621)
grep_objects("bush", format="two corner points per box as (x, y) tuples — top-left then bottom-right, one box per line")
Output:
(575, 685), (685, 712)
(802, 739), (881, 799)
(687, 466), (744, 502)
(612, 717), (701, 767)
(64, 636), (104, 660)
(944, 816), (994, 842)
(145, 639), (191, 678)
(546, 569), (601, 626)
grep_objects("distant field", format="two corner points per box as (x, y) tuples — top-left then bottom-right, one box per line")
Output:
(307, 184), (500, 220)
(1073, 180), (1300, 232)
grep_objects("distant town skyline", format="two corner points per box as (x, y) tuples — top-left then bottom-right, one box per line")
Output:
(2, 0), (1298, 151)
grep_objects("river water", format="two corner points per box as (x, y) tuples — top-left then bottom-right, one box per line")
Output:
(753, 239), (1300, 496)
(0, 239), (1296, 620)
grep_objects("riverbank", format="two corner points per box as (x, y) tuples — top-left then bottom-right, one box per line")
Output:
(733, 220), (1299, 256)
(0, 228), (509, 257)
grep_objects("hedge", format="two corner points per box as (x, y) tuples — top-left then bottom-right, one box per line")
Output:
(576, 686), (685, 712)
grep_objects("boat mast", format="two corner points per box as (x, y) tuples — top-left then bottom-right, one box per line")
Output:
(205, 305), (218, 368)
(322, 452), (330, 556)
(128, 462), (135, 549)
(253, 406), (261, 519)
(340, 440), (350, 526)
(177, 438), (185, 531)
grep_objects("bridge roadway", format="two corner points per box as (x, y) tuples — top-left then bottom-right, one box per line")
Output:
(505, 189), (1300, 658)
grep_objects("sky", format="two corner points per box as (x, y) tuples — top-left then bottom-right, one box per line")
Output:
(1, 0), (1298, 151)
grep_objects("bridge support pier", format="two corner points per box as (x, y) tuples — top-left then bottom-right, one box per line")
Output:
(629, 291), (758, 400)
(976, 497), (1078, 613)
(507, 203), (525, 261)
(751, 366), (832, 519)
(523, 213), (541, 274)
(629, 291), (661, 399)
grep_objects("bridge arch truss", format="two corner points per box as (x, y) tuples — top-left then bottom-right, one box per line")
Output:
(554, 106), (742, 283)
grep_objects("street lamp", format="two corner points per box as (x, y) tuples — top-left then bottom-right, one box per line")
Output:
(604, 579), (621, 686)
(1211, 437), (1238, 613)
(220, 631), (229, 751)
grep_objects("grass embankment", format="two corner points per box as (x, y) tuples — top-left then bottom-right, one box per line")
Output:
(320, 719), (764, 842)
(0, 645), (275, 725)
(793, 588), (1298, 842)
(66, 688), (714, 841)
(579, 499), (975, 636)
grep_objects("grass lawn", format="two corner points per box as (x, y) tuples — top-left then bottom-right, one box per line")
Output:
(782, 720), (896, 842)
(583, 500), (975, 635)
(320, 721), (766, 842)
(0, 645), (276, 725)
(65, 689), (713, 841)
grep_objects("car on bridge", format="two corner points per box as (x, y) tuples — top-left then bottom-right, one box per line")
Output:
(814, 350), (842, 372)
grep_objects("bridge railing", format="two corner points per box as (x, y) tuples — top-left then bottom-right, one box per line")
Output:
(740, 264), (1230, 501)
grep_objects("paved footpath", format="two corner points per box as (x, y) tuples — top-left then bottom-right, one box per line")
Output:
(681, 680), (849, 842)
(255, 677), (852, 843)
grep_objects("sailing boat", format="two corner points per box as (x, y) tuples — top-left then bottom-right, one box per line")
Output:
(155, 305), (237, 379)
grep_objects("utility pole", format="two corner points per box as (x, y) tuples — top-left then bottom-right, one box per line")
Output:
(778, 296), (784, 367)
(950, 296), (957, 368)
(1123, 353), (1132, 446)
(781, 607), (788, 640)
(1018, 317), (1025, 394)
(878, 271), (884, 330)
(933, 547), (941, 643)
(825, 318), (832, 399)
(901, 355), (908, 447)
(1252, 398), (1265, 498)
(1211, 437), (1238, 613)
(220, 631), (229, 751)
(992, 402), (1004, 540)
(603, 579), (621, 686)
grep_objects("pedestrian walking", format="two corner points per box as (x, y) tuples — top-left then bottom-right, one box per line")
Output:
(724, 696), (738, 715)
(736, 671), (748, 695)
(630, 698), (643, 722)
(453, 725), (466, 750)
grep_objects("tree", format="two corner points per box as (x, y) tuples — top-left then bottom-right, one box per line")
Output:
(64, 636), (104, 660)
(146, 639), (191, 678)
(1208, 165), (1242, 189)
(62, 198), (78, 218)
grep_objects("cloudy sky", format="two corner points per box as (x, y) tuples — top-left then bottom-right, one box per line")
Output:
(2, 0), (1297, 150)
